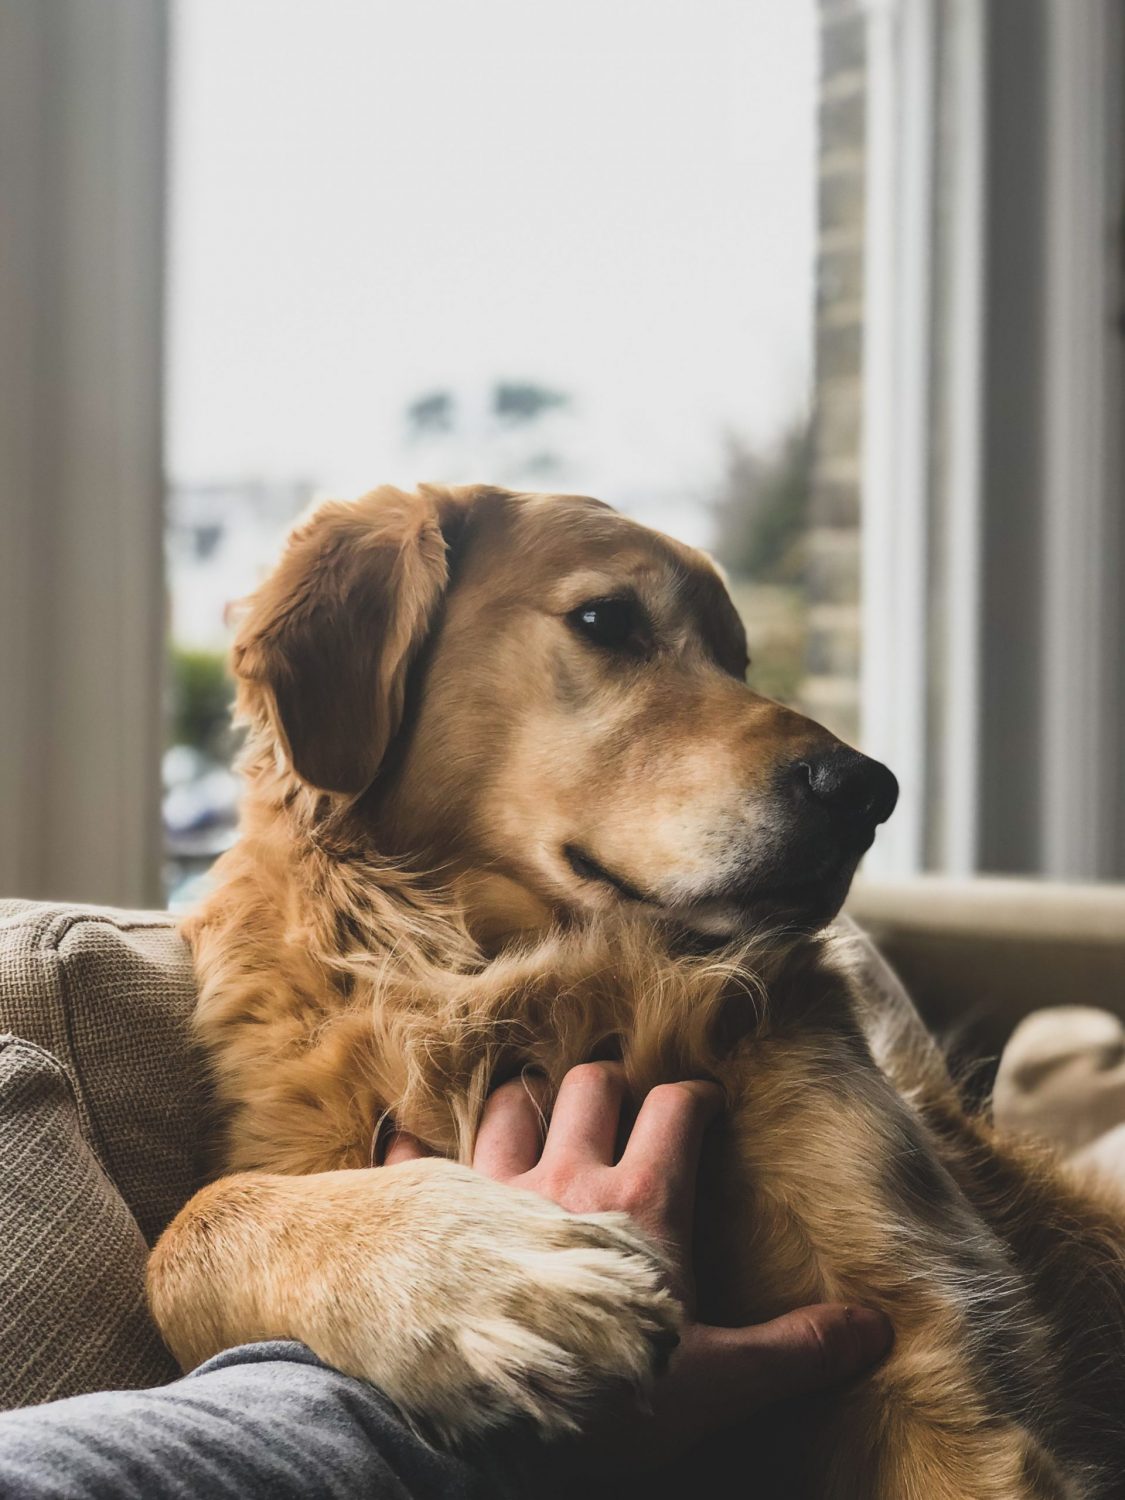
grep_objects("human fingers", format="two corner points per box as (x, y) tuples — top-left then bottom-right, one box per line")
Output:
(473, 1073), (549, 1180)
(382, 1130), (432, 1166)
(537, 1061), (627, 1171)
(568, 1306), (893, 1475)
(669, 1304), (893, 1435)
(616, 1079), (724, 1247)
(733, 1303), (894, 1402)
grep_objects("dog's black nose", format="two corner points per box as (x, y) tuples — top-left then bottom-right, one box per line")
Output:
(798, 749), (899, 835)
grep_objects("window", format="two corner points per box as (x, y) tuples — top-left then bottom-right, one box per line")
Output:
(9, 1), (1118, 909)
(164, 0), (822, 901)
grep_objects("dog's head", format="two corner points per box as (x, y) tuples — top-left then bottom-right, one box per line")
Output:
(233, 483), (896, 938)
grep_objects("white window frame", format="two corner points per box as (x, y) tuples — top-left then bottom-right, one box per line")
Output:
(861, 0), (1125, 880)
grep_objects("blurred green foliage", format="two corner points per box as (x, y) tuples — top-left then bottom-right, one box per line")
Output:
(725, 582), (807, 705)
(712, 420), (813, 585)
(492, 381), (569, 423)
(168, 646), (234, 755)
(713, 417), (813, 707)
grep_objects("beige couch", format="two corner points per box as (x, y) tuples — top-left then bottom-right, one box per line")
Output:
(0, 900), (206, 1408)
(1, 882), (1122, 1413)
(849, 877), (1125, 1056)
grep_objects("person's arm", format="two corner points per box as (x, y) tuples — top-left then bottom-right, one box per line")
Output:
(0, 1065), (890, 1498)
(0, 1340), (488, 1500)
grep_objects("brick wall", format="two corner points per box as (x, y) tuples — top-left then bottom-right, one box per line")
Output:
(799, 0), (867, 745)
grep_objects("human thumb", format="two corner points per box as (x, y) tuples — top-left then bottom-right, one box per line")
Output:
(726, 1303), (893, 1406)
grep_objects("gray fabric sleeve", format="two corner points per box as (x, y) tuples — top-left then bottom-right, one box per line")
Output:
(0, 1341), (498, 1500)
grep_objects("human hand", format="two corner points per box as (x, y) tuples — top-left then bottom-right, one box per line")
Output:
(385, 1062), (893, 1468)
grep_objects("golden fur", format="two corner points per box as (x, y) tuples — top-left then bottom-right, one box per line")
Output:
(149, 485), (1125, 1498)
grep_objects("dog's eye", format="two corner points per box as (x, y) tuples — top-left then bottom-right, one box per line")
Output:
(568, 598), (640, 650)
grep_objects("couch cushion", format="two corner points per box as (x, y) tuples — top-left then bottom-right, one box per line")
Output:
(0, 901), (208, 1246)
(0, 1034), (180, 1407)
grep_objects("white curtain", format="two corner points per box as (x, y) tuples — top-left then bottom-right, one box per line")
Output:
(0, 0), (168, 906)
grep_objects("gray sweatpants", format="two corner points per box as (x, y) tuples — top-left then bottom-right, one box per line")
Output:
(0, 1342), (502, 1499)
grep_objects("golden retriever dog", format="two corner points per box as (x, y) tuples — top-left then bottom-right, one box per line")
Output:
(149, 484), (1125, 1498)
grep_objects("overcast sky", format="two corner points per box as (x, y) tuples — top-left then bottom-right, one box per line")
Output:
(167, 0), (816, 536)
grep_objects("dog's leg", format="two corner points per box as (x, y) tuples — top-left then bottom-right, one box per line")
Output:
(917, 1102), (1125, 1490)
(703, 1025), (1087, 1499)
(148, 1156), (680, 1449)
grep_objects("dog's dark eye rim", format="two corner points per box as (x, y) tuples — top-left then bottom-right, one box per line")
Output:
(566, 597), (645, 650)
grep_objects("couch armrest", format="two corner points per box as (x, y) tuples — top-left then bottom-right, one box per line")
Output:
(847, 877), (1125, 1057)
(0, 900), (210, 1245)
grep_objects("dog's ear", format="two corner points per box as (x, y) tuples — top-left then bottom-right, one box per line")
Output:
(232, 484), (474, 795)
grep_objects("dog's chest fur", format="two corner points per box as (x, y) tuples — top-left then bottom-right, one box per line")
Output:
(192, 880), (1095, 1496)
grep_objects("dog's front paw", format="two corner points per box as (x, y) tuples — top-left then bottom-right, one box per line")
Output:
(313, 1159), (682, 1446)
